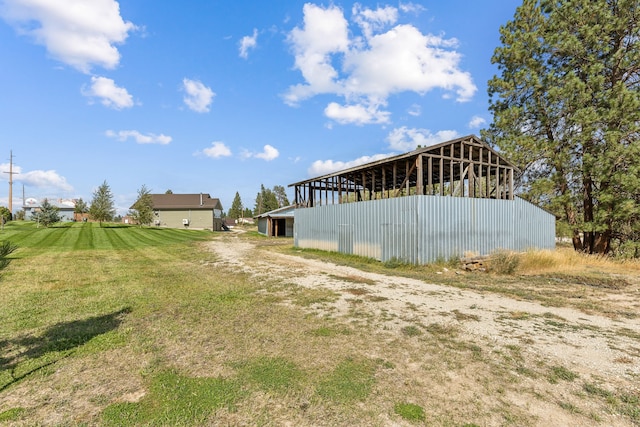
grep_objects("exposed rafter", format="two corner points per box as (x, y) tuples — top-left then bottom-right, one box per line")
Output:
(290, 135), (518, 208)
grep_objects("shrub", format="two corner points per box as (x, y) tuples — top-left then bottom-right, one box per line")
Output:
(490, 250), (520, 275)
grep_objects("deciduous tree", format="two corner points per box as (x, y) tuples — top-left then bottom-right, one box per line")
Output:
(0, 207), (11, 223)
(129, 184), (154, 226)
(485, 0), (640, 256)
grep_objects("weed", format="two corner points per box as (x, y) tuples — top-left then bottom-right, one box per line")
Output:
(401, 325), (423, 337)
(235, 356), (302, 394)
(291, 288), (340, 306)
(452, 309), (480, 322)
(490, 250), (521, 275)
(425, 322), (459, 338)
(384, 257), (409, 268)
(548, 365), (579, 383)
(0, 408), (26, 422)
(345, 287), (369, 296)
(316, 357), (376, 403)
(101, 370), (245, 425)
(583, 382), (613, 399)
(558, 400), (581, 413)
(394, 402), (426, 422)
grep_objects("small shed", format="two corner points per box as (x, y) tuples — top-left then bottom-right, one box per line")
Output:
(256, 205), (296, 237)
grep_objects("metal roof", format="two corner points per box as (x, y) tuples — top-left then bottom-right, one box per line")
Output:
(255, 205), (296, 219)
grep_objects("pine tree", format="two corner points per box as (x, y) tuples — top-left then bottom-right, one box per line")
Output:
(89, 180), (116, 225)
(31, 198), (61, 227)
(254, 184), (279, 215)
(485, 0), (640, 256)
(228, 192), (243, 219)
(273, 185), (290, 207)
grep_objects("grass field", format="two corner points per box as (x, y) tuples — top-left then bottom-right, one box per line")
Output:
(0, 221), (639, 426)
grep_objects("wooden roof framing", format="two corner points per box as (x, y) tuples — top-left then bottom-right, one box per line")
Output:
(289, 135), (519, 208)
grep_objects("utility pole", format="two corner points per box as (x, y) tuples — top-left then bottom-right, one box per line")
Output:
(3, 151), (18, 215)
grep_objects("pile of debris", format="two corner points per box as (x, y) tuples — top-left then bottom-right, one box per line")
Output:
(461, 255), (490, 272)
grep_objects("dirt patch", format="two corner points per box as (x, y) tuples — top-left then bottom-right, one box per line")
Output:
(207, 232), (640, 425)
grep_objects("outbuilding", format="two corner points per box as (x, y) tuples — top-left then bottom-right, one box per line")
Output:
(256, 205), (296, 237)
(289, 135), (555, 264)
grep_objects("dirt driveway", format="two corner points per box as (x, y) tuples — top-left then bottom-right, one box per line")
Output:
(208, 232), (640, 391)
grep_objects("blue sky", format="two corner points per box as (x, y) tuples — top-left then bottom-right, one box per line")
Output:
(0, 0), (522, 215)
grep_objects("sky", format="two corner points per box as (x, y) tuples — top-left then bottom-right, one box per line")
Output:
(0, 0), (523, 216)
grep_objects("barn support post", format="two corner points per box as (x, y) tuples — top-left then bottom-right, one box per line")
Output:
(416, 155), (424, 195)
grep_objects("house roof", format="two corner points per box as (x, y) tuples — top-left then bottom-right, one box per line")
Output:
(138, 193), (223, 210)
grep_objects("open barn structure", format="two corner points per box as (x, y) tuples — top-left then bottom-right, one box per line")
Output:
(291, 134), (516, 208)
(289, 135), (555, 264)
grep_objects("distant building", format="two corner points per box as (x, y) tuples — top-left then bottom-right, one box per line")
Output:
(130, 193), (223, 231)
(256, 205), (295, 237)
(23, 198), (77, 222)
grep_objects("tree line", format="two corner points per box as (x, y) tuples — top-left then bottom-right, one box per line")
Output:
(15, 181), (290, 228)
(227, 184), (290, 220)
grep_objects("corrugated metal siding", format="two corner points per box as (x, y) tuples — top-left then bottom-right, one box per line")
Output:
(294, 195), (555, 264)
(257, 217), (268, 235)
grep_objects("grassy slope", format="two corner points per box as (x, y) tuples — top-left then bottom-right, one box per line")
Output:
(0, 222), (638, 426)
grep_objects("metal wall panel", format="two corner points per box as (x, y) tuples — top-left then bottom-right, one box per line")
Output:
(294, 195), (555, 264)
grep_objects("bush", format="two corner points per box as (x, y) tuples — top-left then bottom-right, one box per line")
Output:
(0, 241), (17, 271)
(489, 250), (520, 275)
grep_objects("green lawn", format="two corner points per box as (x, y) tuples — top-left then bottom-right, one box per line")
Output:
(0, 222), (402, 425)
(0, 221), (638, 426)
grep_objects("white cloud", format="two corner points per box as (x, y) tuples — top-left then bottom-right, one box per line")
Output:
(0, 0), (136, 73)
(106, 130), (171, 145)
(5, 166), (73, 192)
(399, 2), (426, 14)
(239, 28), (258, 59)
(84, 76), (134, 109)
(324, 101), (390, 125)
(202, 142), (232, 158)
(386, 127), (459, 151)
(242, 145), (280, 161)
(255, 145), (279, 161)
(284, 4), (476, 124)
(352, 3), (397, 40)
(182, 78), (215, 113)
(308, 153), (394, 176)
(407, 103), (421, 116)
(284, 3), (349, 105)
(468, 115), (487, 129)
